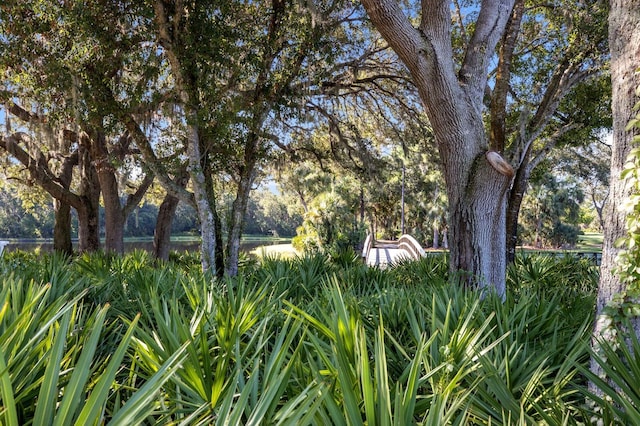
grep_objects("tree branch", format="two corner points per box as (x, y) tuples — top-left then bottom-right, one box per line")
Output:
(0, 132), (83, 208)
(122, 173), (154, 218)
(490, 0), (524, 151)
(458, 0), (516, 108)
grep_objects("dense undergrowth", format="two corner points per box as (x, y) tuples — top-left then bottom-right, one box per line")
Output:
(0, 249), (636, 425)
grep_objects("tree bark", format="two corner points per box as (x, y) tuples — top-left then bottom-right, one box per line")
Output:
(506, 158), (530, 262)
(188, 124), (221, 275)
(53, 200), (73, 255)
(225, 132), (259, 277)
(590, 0), (640, 387)
(153, 194), (179, 262)
(153, 169), (189, 261)
(450, 158), (511, 295)
(88, 130), (125, 254)
(77, 142), (101, 252)
(53, 153), (76, 256)
(153, 0), (221, 275)
(362, 0), (515, 297)
(594, 0), (640, 317)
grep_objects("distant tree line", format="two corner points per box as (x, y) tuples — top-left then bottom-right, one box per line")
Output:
(0, 183), (300, 240)
(0, 0), (610, 283)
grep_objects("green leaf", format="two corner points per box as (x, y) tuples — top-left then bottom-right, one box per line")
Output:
(33, 311), (72, 426)
(53, 304), (112, 426)
(0, 345), (19, 426)
(107, 341), (188, 425)
(74, 313), (141, 426)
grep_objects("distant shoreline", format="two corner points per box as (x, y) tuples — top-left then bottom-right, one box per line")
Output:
(2, 236), (292, 255)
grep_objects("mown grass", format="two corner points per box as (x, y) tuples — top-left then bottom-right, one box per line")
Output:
(0, 249), (634, 425)
(576, 233), (604, 252)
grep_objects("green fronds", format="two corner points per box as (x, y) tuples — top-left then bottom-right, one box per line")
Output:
(0, 250), (616, 424)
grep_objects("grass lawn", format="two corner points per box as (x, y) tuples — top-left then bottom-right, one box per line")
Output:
(251, 243), (298, 259)
(576, 232), (603, 252)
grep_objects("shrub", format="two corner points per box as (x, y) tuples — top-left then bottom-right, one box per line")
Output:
(0, 249), (611, 424)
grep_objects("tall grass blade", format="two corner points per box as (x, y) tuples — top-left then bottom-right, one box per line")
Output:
(74, 313), (141, 425)
(0, 345), (19, 426)
(107, 341), (188, 425)
(33, 310), (72, 426)
(53, 304), (112, 426)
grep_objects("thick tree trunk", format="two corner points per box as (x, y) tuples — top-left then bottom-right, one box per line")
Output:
(590, 0), (640, 389)
(77, 143), (101, 252)
(362, 0), (515, 298)
(76, 197), (100, 253)
(449, 156), (511, 296)
(53, 154), (75, 255)
(102, 190), (125, 254)
(53, 200), (73, 255)
(595, 0), (640, 325)
(153, 171), (189, 261)
(89, 131), (125, 254)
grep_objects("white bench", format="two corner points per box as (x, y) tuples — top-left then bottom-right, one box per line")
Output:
(0, 241), (8, 256)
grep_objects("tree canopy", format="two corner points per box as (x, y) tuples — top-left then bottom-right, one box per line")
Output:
(0, 0), (612, 288)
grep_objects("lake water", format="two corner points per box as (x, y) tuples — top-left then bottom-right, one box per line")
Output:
(1, 239), (287, 255)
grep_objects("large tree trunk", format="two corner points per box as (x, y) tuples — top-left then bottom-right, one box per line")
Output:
(76, 200), (100, 253)
(88, 130), (125, 254)
(53, 200), (73, 255)
(362, 0), (515, 297)
(590, 0), (640, 387)
(53, 153), (76, 255)
(448, 152), (511, 296)
(595, 0), (640, 315)
(77, 143), (101, 252)
(153, 170), (189, 261)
